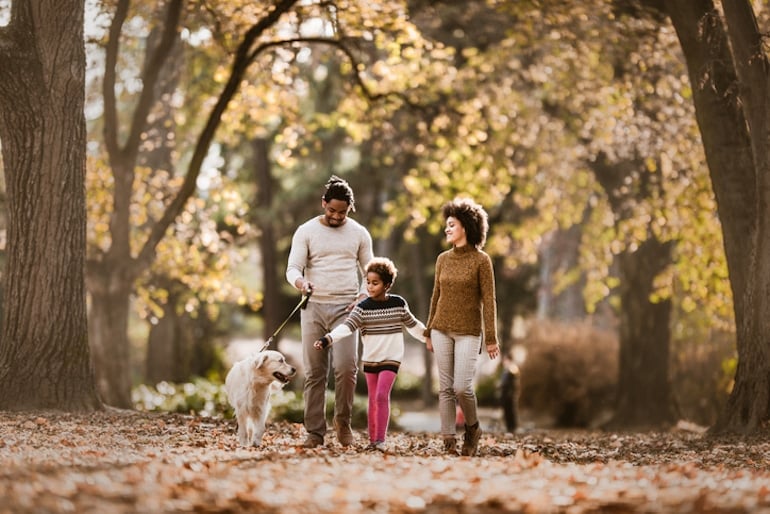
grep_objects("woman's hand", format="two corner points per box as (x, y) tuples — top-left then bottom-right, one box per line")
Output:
(486, 342), (500, 360)
(426, 337), (434, 353)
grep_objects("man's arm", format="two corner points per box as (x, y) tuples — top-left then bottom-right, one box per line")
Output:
(286, 227), (308, 291)
(356, 228), (374, 298)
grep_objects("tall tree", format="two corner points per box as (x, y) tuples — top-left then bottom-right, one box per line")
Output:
(664, 0), (769, 434)
(591, 154), (677, 428)
(89, 0), (301, 406)
(0, 0), (101, 410)
(89, 0), (432, 405)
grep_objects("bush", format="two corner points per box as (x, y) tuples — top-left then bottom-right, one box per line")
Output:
(670, 330), (734, 426)
(516, 319), (735, 428)
(476, 372), (501, 407)
(133, 379), (373, 428)
(132, 377), (231, 418)
(271, 389), (370, 428)
(517, 320), (618, 428)
(392, 369), (425, 400)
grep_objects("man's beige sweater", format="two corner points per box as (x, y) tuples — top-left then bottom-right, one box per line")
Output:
(286, 216), (373, 304)
(424, 244), (498, 346)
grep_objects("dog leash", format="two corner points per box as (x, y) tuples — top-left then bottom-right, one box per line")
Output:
(259, 291), (312, 351)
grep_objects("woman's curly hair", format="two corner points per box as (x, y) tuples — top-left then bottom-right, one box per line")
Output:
(365, 257), (398, 286)
(442, 197), (489, 249)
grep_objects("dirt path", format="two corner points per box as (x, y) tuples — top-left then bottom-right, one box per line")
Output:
(2, 410), (769, 513)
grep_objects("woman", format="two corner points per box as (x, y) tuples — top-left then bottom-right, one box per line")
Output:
(425, 197), (500, 456)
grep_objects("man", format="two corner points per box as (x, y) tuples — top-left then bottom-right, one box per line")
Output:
(286, 175), (373, 448)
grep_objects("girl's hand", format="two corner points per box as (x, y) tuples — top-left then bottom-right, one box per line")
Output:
(314, 336), (331, 350)
(426, 337), (434, 353)
(487, 343), (500, 360)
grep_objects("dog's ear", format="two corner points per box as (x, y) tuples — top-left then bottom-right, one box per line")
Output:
(253, 352), (269, 368)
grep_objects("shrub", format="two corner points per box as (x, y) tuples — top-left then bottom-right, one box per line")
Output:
(516, 319), (735, 428)
(517, 320), (618, 428)
(392, 369), (425, 400)
(475, 372), (501, 407)
(133, 379), (373, 428)
(132, 377), (231, 418)
(670, 330), (734, 426)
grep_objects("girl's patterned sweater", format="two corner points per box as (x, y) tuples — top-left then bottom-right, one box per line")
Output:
(325, 294), (426, 373)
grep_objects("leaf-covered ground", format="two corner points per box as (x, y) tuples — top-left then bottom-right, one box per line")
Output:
(1, 409), (769, 513)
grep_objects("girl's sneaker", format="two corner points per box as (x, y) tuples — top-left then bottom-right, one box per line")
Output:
(366, 441), (387, 453)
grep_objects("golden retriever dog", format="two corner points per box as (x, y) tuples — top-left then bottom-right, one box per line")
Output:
(225, 350), (297, 447)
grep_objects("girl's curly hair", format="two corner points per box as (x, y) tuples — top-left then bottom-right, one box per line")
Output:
(442, 197), (489, 249)
(365, 257), (398, 286)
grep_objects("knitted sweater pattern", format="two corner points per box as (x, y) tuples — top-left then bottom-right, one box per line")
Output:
(326, 295), (426, 370)
(425, 245), (498, 345)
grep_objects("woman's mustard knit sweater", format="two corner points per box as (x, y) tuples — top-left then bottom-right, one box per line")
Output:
(424, 244), (498, 346)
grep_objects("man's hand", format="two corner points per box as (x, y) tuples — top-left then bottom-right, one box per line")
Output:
(295, 278), (314, 295)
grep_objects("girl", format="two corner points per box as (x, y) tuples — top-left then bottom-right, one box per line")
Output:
(315, 257), (426, 452)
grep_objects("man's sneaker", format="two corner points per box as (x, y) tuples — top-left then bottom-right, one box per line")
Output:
(443, 436), (457, 455)
(461, 422), (482, 456)
(334, 419), (354, 447)
(303, 433), (324, 448)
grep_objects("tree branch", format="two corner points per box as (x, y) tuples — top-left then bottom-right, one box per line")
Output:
(721, 1), (768, 142)
(134, 0), (301, 270)
(122, 0), (184, 163)
(248, 36), (424, 109)
(102, 0), (129, 159)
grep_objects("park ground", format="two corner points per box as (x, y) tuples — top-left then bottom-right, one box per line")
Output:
(2, 408), (770, 513)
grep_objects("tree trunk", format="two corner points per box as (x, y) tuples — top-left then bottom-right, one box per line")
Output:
(146, 295), (217, 384)
(666, 0), (754, 332)
(666, 0), (770, 434)
(591, 150), (676, 429)
(536, 226), (587, 321)
(253, 137), (286, 348)
(0, 0), (100, 410)
(88, 283), (133, 408)
(717, 0), (770, 434)
(146, 298), (180, 385)
(606, 237), (677, 429)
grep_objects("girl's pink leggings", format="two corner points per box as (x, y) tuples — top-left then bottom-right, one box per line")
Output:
(364, 370), (397, 443)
